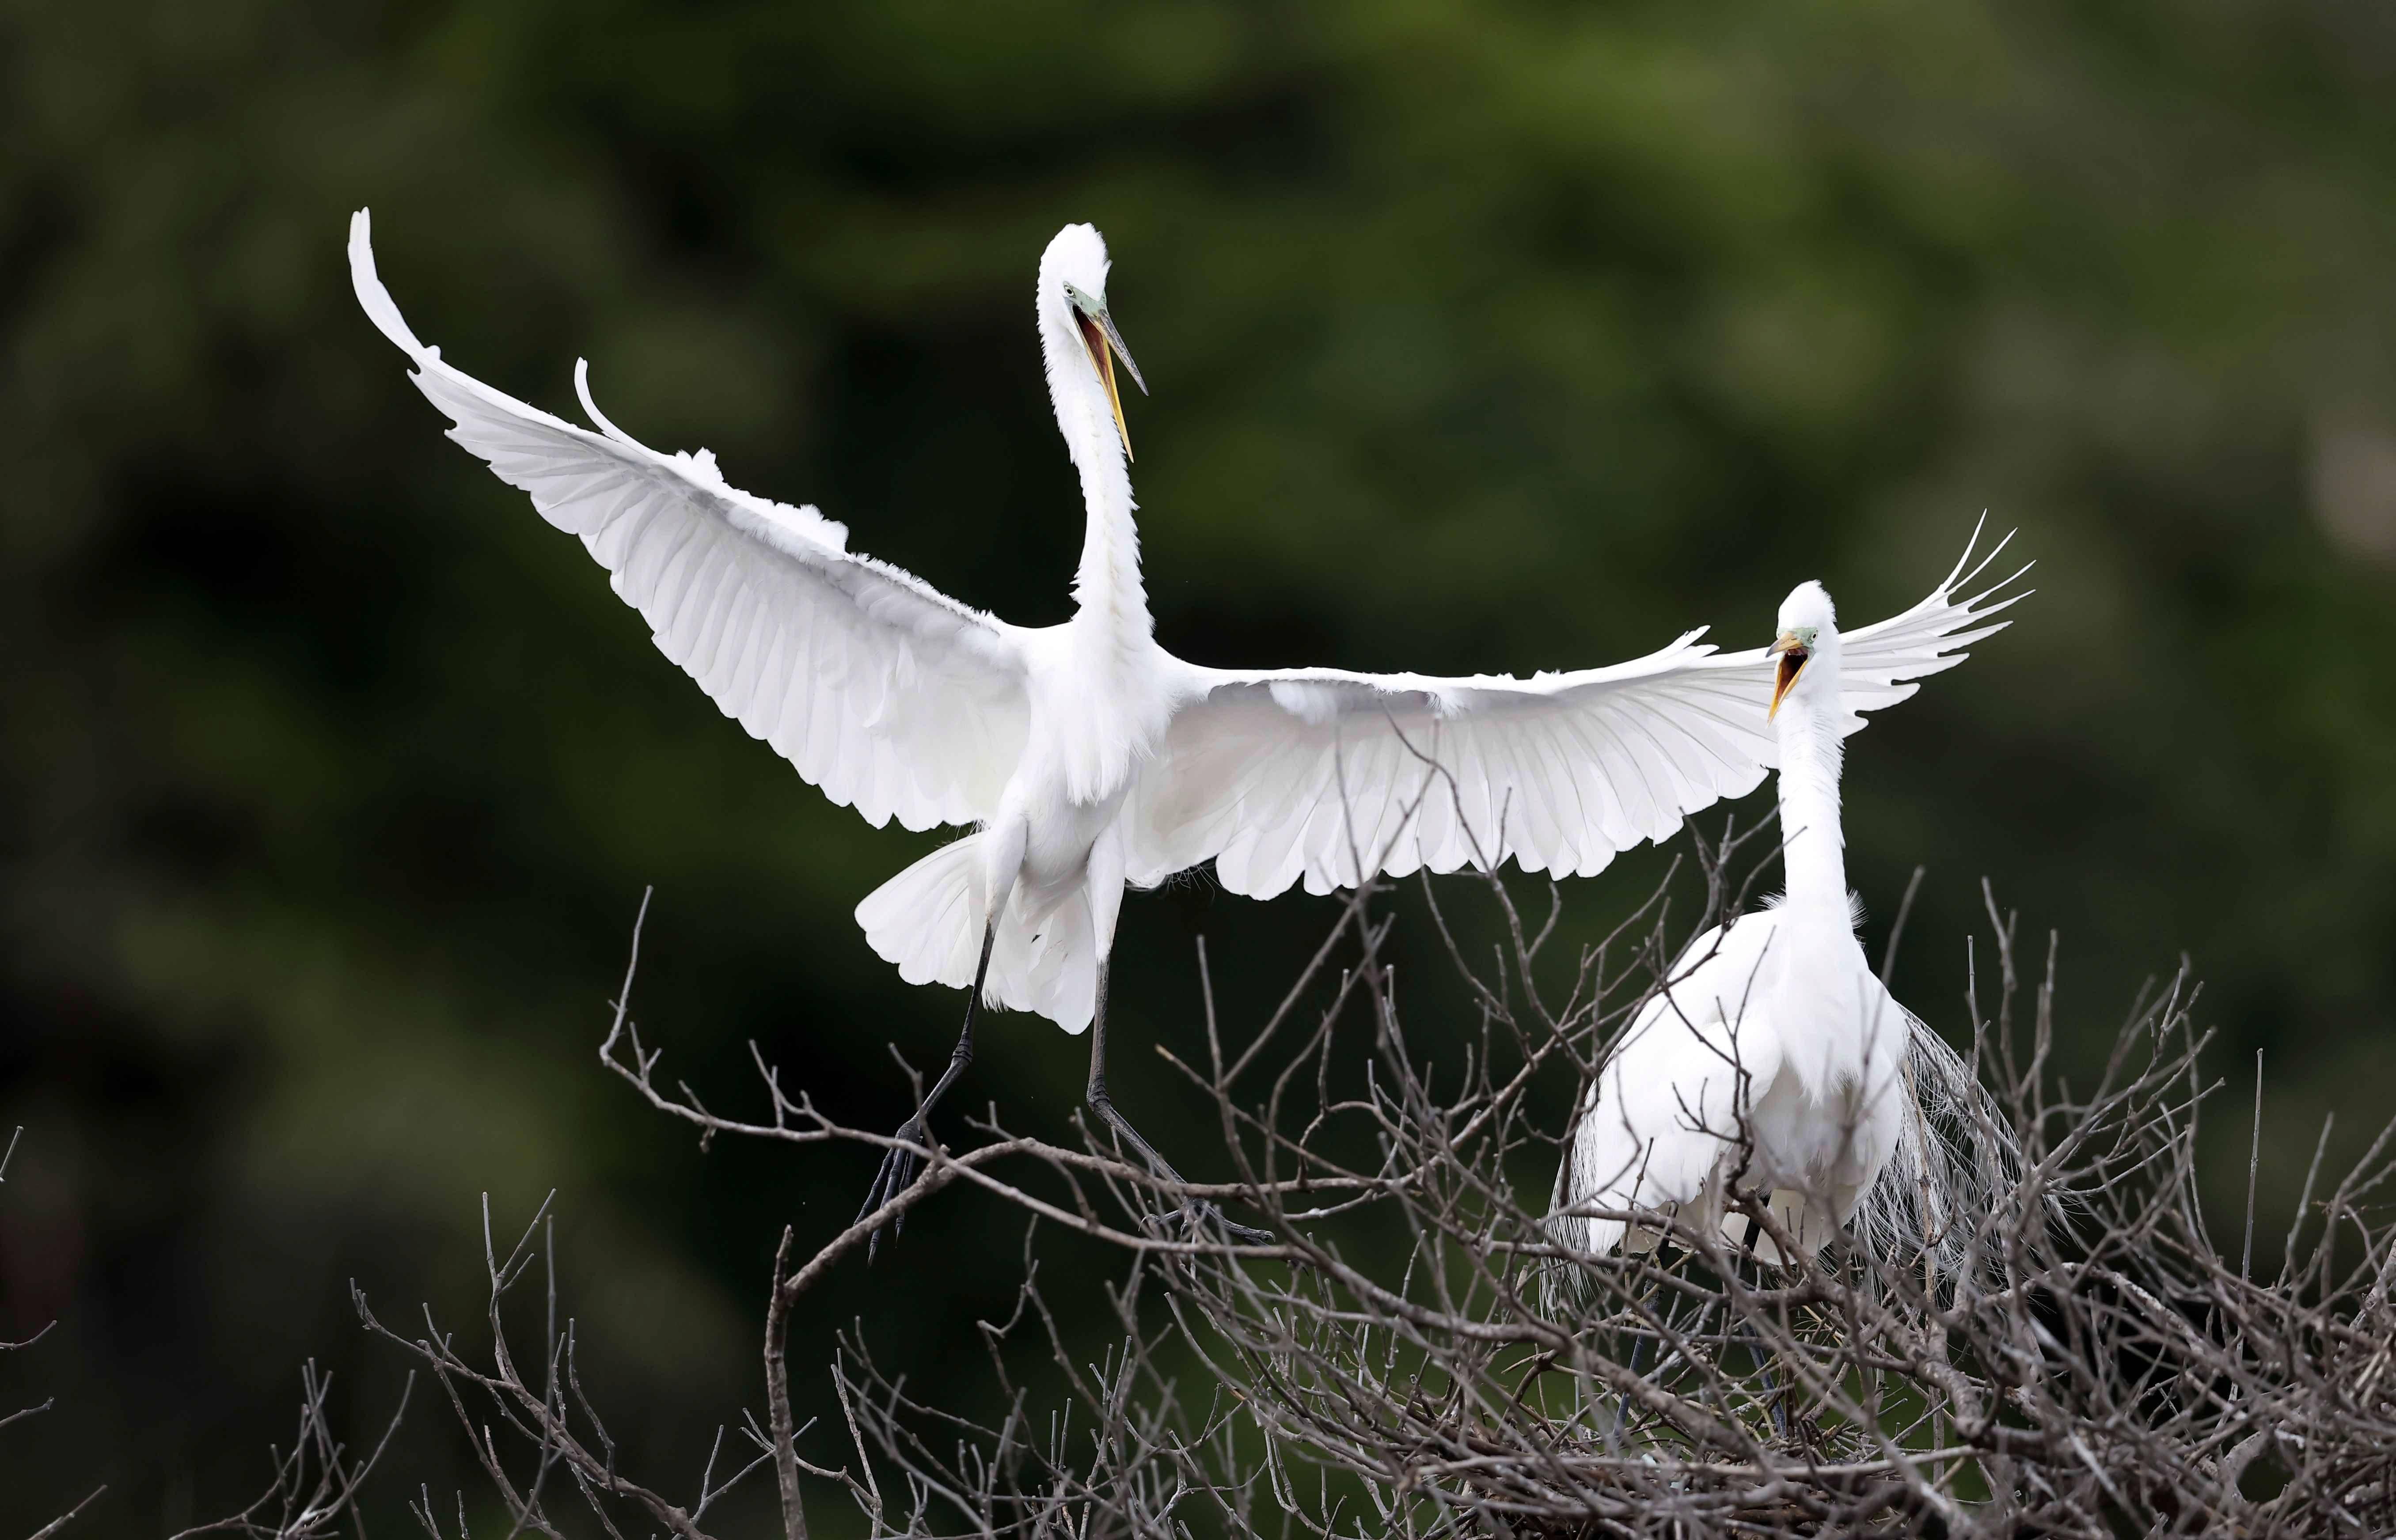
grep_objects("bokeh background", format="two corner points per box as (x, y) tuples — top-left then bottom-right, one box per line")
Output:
(8, 0), (2396, 1530)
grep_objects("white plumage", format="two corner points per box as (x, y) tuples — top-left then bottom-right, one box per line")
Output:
(349, 208), (2022, 1217)
(1135, 553), (2018, 901)
(1555, 581), (1963, 1266)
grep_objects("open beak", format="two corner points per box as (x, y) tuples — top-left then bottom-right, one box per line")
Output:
(1066, 284), (1146, 461)
(1768, 633), (1810, 719)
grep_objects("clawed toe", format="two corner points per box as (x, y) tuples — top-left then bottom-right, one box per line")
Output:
(1144, 1203), (1274, 1246)
(857, 1122), (932, 1261)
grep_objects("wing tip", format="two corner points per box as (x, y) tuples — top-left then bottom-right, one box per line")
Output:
(1947, 521), (2021, 597)
(1937, 511), (1990, 591)
(347, 206), (431, 360)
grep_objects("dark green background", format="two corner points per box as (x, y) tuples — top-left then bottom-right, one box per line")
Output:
(7, 0), (2396, 1530)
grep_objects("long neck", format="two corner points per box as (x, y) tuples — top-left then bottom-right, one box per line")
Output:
(1036, 282), (1150, 636)
(1774, 663), (1849, 925)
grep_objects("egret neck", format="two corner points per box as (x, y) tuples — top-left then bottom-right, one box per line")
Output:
(1036, 244), (1149, 641)
(1773, 642), (1849, 930)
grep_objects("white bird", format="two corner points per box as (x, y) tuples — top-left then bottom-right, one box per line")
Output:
(1553, 580), (1963, 1268)
(347, 209), (2020, 1240)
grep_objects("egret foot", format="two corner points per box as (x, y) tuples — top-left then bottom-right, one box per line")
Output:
(854, 1114), (938, 1260)
(1142, 1203), (1277, 1246)
(1087, 1090), (1274, 1245)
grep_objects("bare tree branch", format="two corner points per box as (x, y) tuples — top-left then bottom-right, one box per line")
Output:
(183, 785), (2396, 1536)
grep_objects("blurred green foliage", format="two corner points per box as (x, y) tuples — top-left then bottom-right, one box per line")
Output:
(6, 0), (2396, 1529)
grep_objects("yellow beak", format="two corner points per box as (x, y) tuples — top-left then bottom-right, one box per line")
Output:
(1074, 311), (1131, 461)
(1070, 299), (1146, 463)
(1768, 633), (1809, 719)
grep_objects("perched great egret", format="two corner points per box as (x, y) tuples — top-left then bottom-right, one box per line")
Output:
(348, 209), (2017, 1244)
(1551, 579), (2004, 1271)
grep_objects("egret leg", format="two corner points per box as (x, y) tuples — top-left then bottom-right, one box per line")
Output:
(856, 921), (996, 1259)
(1083, 961), (1272, 1245)
(1613, 1238), (1677, 1431)
(1736, 1210), (1791, 1439)
(1612, 1322), (1653, 1436)
(1744, 1323), (1789, 1440)
(1083, 959), (1172, 1173)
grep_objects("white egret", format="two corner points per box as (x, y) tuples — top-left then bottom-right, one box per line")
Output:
(347, 209), (2019, 1244)
(1552, 579), (1994, 1269)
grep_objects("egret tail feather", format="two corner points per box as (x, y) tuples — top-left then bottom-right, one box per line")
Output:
(855, 838), (1099, 1034)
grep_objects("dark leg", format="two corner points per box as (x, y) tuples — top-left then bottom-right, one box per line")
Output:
(1083, 961), (1177, 1177)
(1737, 1210), (1790, 1438)
(1614, 1237), (1675, 1430)
(856, 922), (997, 1259)
(1083, 961), (1272, 1244)
(1613, 1321), (1654, 1436)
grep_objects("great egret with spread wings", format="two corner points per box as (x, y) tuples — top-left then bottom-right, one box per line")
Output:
(1553, 579), (2018, 1274)
(349, 209), (2018, 1247)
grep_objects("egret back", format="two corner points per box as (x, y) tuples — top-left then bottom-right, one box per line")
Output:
(1556, 913), (1789, 1258)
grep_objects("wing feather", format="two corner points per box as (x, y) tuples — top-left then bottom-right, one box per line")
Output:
(1134, 527), (2025, 894)
(350, 210), (1031, 831)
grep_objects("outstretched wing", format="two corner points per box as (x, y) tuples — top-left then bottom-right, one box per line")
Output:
(350, 211), (1031, 832)
(1132, 525), (2027, 896)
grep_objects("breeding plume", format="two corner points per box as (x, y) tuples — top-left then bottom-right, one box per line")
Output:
(1554, 581), (1997, 1268)
(349, 209), (2017, 1239)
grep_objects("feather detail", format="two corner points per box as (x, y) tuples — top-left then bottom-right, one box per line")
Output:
(349, 209), (1033, 834)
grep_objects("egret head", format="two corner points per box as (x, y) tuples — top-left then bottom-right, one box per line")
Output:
(1041, 224), (1146, 460)
(1768, 580), (1838, 719)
